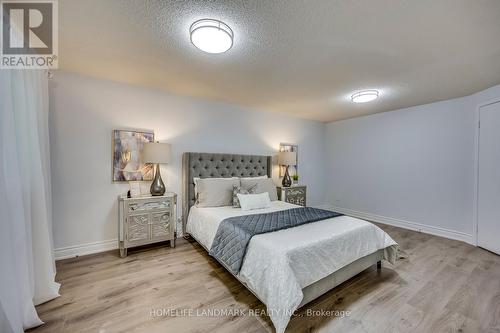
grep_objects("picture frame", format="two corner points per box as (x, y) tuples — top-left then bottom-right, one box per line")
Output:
(128, 181), (142, 198)
(112, 129), (154, 182)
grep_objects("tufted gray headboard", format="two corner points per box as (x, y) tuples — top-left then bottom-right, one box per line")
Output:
(182, 152), (272, 235)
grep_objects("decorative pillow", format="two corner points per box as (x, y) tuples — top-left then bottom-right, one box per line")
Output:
(237, 192), (271, 211)
(240, 178), (278, 201)
(232, 184), (257, 208)
(196, 178), (240, 207)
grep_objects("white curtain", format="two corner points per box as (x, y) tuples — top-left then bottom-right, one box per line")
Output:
(0, 70), (60, 332)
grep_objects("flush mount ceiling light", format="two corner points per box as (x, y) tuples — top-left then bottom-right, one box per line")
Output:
(190, 19), (234, 54)
(351, 90), (379, 103)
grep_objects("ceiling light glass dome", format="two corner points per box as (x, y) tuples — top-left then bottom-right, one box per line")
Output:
(190, 19), (234, 54)
(351, 90), (379, 103)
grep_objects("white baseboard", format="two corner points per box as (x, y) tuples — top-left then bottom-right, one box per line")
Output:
(317, 204), (474, 245)
(54, 239), (118, 260)
(55, 207), (474, 260)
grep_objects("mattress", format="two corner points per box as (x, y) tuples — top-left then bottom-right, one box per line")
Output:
(186, 201), (398, 333)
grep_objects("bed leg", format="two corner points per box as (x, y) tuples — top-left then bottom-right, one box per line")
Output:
(377, 261), (382, 270)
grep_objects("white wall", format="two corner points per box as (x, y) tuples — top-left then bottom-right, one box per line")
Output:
(324, 84), (500, 244)
(49, 71), (326, 258)
(49, 70), (500, 257)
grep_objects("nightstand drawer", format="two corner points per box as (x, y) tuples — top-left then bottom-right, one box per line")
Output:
(128, 199), (171, 212)
(287, 187), (305, 196)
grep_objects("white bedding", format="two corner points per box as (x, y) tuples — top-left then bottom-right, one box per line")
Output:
(186, 201), (397, 333)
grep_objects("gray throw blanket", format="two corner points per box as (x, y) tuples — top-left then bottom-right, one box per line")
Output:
(209, 207), (343, 275)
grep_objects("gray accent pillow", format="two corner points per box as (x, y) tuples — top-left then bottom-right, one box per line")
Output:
(241, 178), (278, 201)
(240, 175), (268, 180)
(233, 184), (257, 208)
(196, 178), (240, 207)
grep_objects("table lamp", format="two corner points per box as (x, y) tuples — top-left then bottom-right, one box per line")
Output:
(143, 142), (171, 196)
(278, 151), (296, 187)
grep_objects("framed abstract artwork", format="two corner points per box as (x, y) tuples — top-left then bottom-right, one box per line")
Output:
(279, 143), (298, 177)
(112, 129), (155, 182)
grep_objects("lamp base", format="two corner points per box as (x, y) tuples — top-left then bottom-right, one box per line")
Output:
(282, 165), (292, 187)
(150, 163), (165, 196)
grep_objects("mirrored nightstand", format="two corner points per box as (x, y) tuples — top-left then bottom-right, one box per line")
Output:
(118, 193), (176, 257)
(277, 185), (306, 206)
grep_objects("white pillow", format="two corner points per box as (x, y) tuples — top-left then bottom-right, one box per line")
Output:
(237, 192), (271, 211)
(196, 178), (240, 207)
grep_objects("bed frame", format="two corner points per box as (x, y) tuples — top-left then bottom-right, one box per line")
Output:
(182, 152), (382, 309)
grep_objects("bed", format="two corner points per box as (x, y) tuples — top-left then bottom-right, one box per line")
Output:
(182, 152), (397, 333)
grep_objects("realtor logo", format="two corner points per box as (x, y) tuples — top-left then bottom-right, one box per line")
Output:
(1, 0), (58, 69)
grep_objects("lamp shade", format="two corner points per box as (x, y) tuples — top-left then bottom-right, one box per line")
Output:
(143, 142), (171, 164)
(278, 151), (296, 166)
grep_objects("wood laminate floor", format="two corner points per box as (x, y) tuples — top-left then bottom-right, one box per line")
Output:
(29, 224), (500, 333)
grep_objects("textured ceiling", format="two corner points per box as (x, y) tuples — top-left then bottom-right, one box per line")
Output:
(58, 0), (500, 122)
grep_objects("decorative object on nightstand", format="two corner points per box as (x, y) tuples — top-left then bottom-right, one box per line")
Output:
(118, 193), (177, 257)
(277, 185), (306, 206)
(128, 181), (142, 198)
(143, 142), (171, 196)
(278, 151), (297, 187)
(292, 174), (299, 185)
